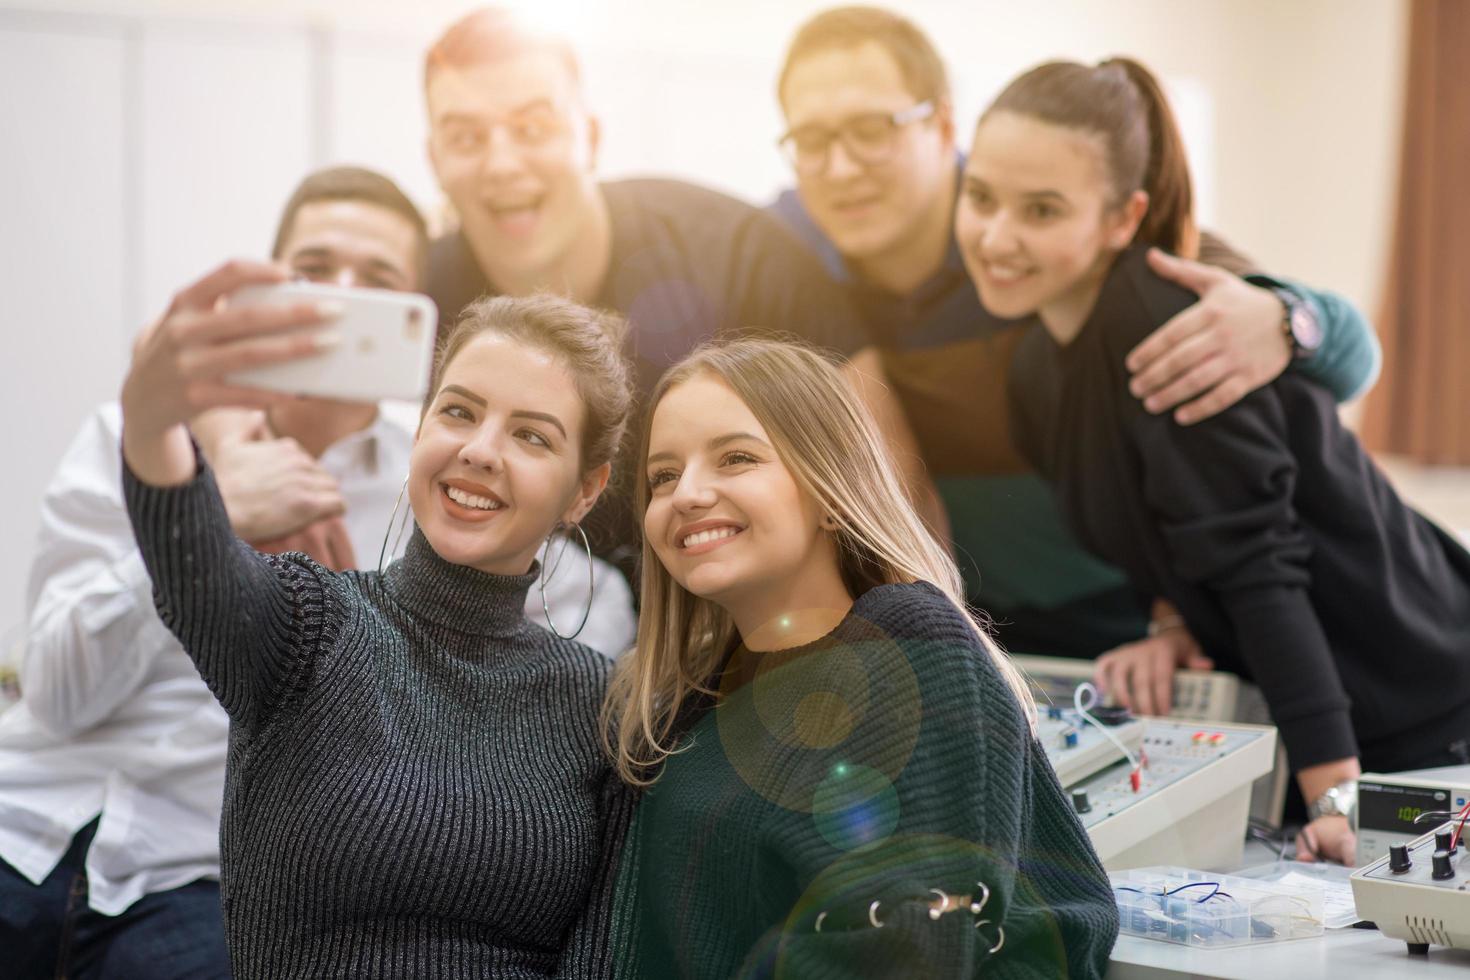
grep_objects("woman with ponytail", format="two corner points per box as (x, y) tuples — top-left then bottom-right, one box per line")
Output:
(958, 57), (1470, 864)
(605, 338), (1117, 978)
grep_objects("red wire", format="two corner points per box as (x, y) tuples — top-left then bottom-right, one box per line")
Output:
(1451, 800), (1470, 852)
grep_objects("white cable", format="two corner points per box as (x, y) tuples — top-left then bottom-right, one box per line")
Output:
(1074, 681), (1140, 771)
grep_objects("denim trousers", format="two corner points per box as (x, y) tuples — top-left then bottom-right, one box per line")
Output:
(0, 820), (230, 980)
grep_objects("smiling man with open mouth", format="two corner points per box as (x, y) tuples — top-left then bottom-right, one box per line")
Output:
(421, 7), (950, 586)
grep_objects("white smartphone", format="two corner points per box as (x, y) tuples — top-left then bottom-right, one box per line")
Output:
(227, 281), (438, 403)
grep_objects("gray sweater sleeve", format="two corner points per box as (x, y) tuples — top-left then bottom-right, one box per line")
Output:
(121, 444), (327, 731)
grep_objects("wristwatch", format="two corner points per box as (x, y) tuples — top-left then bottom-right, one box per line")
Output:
(1270, 286), (1323, 360)
(1307, 780), (1357, 822)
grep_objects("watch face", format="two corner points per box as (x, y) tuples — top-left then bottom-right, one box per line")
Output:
(1291, 305), (1324, 354)
(1314, 783), (1357, 819)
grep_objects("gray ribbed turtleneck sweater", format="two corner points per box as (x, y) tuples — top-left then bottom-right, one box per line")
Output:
(123, 453), (631, 980)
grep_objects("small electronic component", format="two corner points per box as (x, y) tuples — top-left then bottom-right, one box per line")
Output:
(1355, 766), (1470, 866)
(1035, 697), (1145, 788)
(1112, 867), (1324, 948)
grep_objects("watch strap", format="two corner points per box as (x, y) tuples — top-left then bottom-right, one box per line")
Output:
(1307, 780), (1357, 821)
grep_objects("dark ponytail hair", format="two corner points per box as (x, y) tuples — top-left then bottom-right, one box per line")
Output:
(982, 57), (1198, 258)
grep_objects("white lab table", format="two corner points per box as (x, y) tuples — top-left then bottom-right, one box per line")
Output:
(1109, 923), (1470, 978)
(1107, 841), (1470, 978)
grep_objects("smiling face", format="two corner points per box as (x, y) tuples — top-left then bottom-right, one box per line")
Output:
(956, 110), (1145, 338)
(643, 373), (842, 615)
(781, 41), (953, 268)
(409, 332), (607, 576)
(427, 50), (601, 291)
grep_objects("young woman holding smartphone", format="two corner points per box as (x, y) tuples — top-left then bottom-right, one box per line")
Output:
(121, 261), (634, 978)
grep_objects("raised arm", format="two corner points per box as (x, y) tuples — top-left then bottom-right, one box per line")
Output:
(123, 447), (329, 728)
(118, 259), (342, 728)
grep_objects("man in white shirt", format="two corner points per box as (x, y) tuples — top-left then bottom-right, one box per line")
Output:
(0, 165), (635, 978)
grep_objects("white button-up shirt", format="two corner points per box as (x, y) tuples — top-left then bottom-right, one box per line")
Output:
(0, 402), (635, 915)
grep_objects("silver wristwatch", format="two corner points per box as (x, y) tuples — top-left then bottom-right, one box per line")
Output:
(1307, 780), (1357, 822)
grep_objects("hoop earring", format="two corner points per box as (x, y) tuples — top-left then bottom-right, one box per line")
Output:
(377, 477), (412, 574)
(538, 522), (595, 640)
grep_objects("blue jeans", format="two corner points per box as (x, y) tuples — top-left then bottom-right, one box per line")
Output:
(0, 821), (230, 979)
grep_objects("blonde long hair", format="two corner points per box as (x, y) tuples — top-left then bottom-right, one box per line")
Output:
(603, 338), (1037, 786)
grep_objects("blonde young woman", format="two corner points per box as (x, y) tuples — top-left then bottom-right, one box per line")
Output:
(120, 261), (634, 979)
(605, 339), (1117, 979)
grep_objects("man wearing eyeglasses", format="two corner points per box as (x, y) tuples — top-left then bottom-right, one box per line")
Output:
(769, 7), (1383, 706)
(422, 7), (949, 578)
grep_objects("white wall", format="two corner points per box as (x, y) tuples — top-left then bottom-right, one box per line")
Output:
(2, 11), (133, 654)
(0, 0), (1408, 638)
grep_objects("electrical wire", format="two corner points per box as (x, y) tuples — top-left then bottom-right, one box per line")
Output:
(1451, 799), (1470, 852)
(1115, 882), (1237, 905)
(1246, 818), (1291, 861)
(1073, 681), (1142, 783)
(1412, 800), (1470, 851)
(1166, 882), (1227, 902)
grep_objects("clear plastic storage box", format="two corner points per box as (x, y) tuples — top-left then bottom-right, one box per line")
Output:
(1111, 866), (1325, 948)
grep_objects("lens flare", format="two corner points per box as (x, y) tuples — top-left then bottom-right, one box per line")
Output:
(715, 620), (922, 813)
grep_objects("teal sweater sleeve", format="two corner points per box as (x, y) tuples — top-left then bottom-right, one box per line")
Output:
(1249, 276), (1382, 402)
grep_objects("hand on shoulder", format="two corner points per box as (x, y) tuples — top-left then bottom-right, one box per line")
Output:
(1126, 248), (1291, 426)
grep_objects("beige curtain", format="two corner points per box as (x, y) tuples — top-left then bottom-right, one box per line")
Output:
(1363, 0), (1470, 465)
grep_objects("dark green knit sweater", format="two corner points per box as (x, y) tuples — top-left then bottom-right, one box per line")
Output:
(123, 455), (632, 979)
(612, 582), (1117, 979)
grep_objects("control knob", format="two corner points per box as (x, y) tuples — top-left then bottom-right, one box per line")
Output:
(1388, 844), (1412, 874)
(1431, 850), (1455, 881)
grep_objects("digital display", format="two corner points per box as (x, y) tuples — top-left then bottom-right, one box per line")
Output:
(1357, 781), (1453, 834)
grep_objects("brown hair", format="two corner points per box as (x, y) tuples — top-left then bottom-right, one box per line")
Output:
(428, 294), (632, 472)
(983, 57), (1198, 258)
(424, 7), (582, 93)
(271, 166), (429, 274)
(602, 338), (1036, 787)
(777, 6), (949, 109)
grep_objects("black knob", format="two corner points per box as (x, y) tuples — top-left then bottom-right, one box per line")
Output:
(1432, 850), (1455, 880)
(1072, 790), (1092, 814)
(1436, 830), (1454, 854)
(1389, 844), (1412, 874)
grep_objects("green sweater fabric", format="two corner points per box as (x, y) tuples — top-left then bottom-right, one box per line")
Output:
(612, 582), (1118, 979)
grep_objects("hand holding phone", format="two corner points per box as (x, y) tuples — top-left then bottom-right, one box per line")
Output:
(227, 281), (438, 403)
(121, 260), (331, 487)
